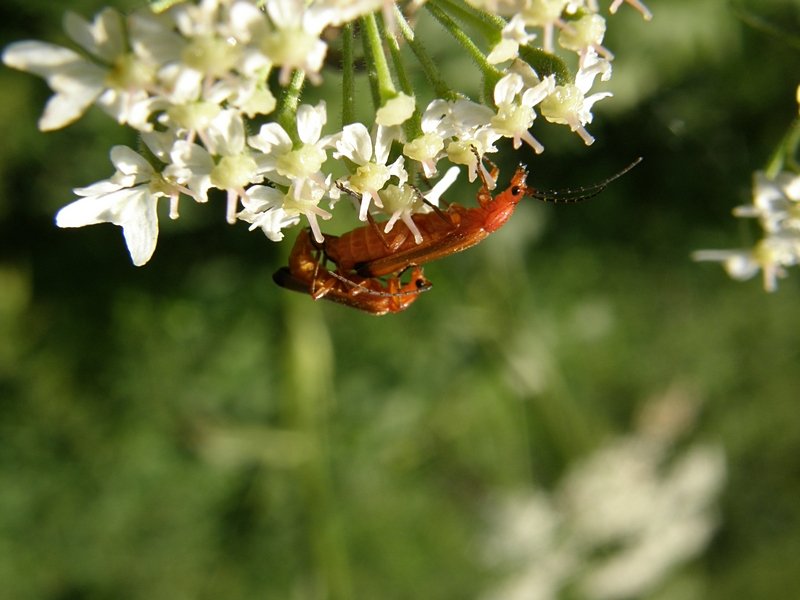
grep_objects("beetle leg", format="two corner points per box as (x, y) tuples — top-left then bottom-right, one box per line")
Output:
(367, 212), (408, 251)
(471, 146), (498, 208)
(409, 183), (455, 228)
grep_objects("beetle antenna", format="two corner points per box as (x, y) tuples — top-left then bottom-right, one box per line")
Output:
(527, 157), (642, 203)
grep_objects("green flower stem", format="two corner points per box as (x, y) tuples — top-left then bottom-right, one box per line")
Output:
(394, 4), (458, 103)
(276, 70), (306, 146)
(766, 117), (800, 178)
(360, 17), (384, 110)
(342, 22), (356, 127)
(518, 44), (572, 86)
(381, 14), (423, 140)
(361, 12), (397, 106)
(285, 299), (354, 600)
(432, 0), (505, 46)
(424, 1), (503, 101)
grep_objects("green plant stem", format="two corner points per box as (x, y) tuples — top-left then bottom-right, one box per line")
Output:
(766, 118), (800, 178)
(381, 13), (423, 140)
(361, 12), (397, 106)
(394, 4), (458, 102)
(433, 0), (505, 45)
(342, 22), (356, 127)
(425, 1), (503, 102)
(285, 299), (353, 600)
(276, 70), (306, 145)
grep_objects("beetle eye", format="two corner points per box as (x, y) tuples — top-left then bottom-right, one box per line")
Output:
(416, 279), (426, 289)
(512, 186), (521, 196)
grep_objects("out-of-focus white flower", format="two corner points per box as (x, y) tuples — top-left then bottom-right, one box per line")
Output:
(253, 0), (331, 85)
(609, 0), (653, 21)
(519, 0), (571, 53)
(695, 169), (800, 291)
(2, 7), (179, 131)
(483, 391), (726, 600)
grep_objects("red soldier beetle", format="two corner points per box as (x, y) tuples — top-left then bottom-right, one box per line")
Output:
(272, 229), (432, 315)
(325, 152), (642, 278)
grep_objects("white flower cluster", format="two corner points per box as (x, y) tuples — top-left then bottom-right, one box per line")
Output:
(483, 392), (725, 600)
(3, 0), (648, 266)
(693, 171), (800, 292)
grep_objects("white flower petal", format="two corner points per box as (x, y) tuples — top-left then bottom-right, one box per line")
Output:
(63, 8), (125, 64)
(297, 101), (327, 145)
(110, 145), (154, 178)
(128, 9), (184, 65)
(248, 122), (293, 154)
(56, 186), (159, 266)
(336, 123), (372, 165)
(3, 40), (83, 78)
(494, 73), (523, 106)
(207, 109), (245, 156)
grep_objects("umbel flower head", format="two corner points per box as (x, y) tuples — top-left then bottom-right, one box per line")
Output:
(3, 0), (650, 266)
(694, 168), (800, 291)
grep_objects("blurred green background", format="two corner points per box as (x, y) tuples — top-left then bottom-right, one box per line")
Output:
(1, 0), (800, 598)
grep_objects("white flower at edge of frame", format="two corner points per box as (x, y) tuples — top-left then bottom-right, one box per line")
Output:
(2, 40), (107, 131)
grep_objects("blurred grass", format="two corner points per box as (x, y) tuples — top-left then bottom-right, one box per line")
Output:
(2, 0), (800, 598)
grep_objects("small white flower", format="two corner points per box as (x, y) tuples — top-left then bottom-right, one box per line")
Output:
(558, 13), (613, 68)
(491, 72), (554, 152)
(255, 0), (331, 86)
(56, 146), (175, 266)
(378, 166), (460, 244)
(237, 184), (301, 241)
(520, 0), (571, 53)
(281, 179), (333, 243)
(166, 109), (266, 223)
(331, 122), (408, 221)
(248, 101), (330, 198)
(539, 49), (611, 145)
